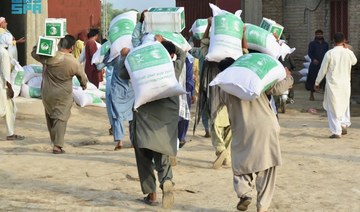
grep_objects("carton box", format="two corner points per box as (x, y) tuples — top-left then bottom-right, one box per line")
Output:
(36, 36), (57, 57)
(45, 18), (67, 38)
(259, 17), (284, 39)
(144, 7), (185, 32)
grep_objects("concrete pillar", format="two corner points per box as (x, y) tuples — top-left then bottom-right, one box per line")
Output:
(25, 0), (48, 65)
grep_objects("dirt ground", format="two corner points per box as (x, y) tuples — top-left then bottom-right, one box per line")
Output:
(0, 83), (360, 212)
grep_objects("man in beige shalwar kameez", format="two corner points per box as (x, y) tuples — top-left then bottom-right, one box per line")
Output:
(315, 32), (357, 138)
(31, 35), (87, 154)
(218, 58), (293, 212)
(0, 32), (24, 141)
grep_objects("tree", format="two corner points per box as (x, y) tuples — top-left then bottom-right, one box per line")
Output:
(101, 2), (140, 40)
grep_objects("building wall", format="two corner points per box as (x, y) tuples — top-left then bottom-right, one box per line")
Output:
(262, 0), (283, 24)
(48, 0), (101, 38)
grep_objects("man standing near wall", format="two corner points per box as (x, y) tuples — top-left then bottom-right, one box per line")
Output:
(306, 29), (329, 101)
(314, 32), (357, 138)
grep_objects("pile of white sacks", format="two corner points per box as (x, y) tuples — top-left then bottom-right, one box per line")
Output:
(298, 55), (311, 82)
(10, 61), (106, 107)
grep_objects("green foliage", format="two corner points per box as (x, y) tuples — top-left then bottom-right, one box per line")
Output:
(101, 2), (140, 39)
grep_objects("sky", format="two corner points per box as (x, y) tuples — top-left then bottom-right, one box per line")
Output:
(106, 0), (176, 11)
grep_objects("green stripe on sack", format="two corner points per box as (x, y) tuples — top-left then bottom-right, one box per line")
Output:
(126, 43), (170, 72)
(214, 14), (243, 39)
(89, 93), (102, 104)
(14, 71), (25, 86)
(29, 87), (41, 98)
(246, 24), (269, 48)
(231, 53), (278, 79)
(109, 19), (135, 43)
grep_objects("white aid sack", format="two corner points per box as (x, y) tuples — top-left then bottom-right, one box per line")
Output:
(304, 55), (311, 62)
(245, 23), (281, 59)
(91, 40), (111, 65)
(298, 68), (308, 76)
(20, 76), (42, 98)
(10, 60), (25, 97)
(85, 89), (106, 99)
(303, 62), (310, 69)
(206, 3), (244, 62)
(299, 76), (307, 82)
(73, 88), (106, 107)
(108, 11), (138, 62)
(125, 41), (186, 110)
(190, 19), (208, 40)
(279, 42), (296, 61)
(142, 31), (191, 52)
(209, 53), (286, 100)
(22, 64), (43, 83)
(72, 76), (97, 90)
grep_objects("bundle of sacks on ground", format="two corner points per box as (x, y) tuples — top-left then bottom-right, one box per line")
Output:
(10, 62), (106, 107)
(298, 55), (311, 82)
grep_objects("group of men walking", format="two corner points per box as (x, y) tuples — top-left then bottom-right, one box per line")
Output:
(0, 11), (357, 211)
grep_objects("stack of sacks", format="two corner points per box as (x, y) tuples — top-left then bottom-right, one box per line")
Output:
(189, 19), (208, 40)
(206, 3), (244, 62)
(125, 41), (186, 110)
(245, 23), (281, 59)
(209, 53), (286, 100)
(20, 64), (43, 98)
(299, 55), (311, 82)
(72, 76), (106, 107)
(10, 59), (25, 97)
(137, 7), (189, 112)
(108, 11), (138, 62)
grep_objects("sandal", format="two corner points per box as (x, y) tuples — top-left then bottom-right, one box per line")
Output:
(143, 193), (159, 206)
(114, 141), (123, 151)
(53, 146), (66, 154)
(114, 145), (123, 151)
(6, 134), (25, 140)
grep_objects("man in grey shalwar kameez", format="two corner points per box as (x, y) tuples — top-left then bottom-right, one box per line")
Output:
(218, 58), (293, 212)
(131, 36), (186, 209)
(32, 35), (87, 154)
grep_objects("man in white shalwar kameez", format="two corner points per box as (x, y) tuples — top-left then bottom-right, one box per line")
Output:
(0, 33), (24, 140)
(315, 32), (357, 138)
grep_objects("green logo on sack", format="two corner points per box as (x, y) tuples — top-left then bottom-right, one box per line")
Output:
(89, 93), (102, 104)
(127, 43), (170, 72)
(246, 24), (268, 48)
(100, 41), (111, 55)
(214, 14), (243, 39)
(109, 19), (135, 43)
(72, 77), (80, 86)
(31, 65), (43, 73)
(29, 87), (41, 98)
(14, 71), (25, 86)
(196, 19), (208, 27)
(232, 53), (278, 79)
